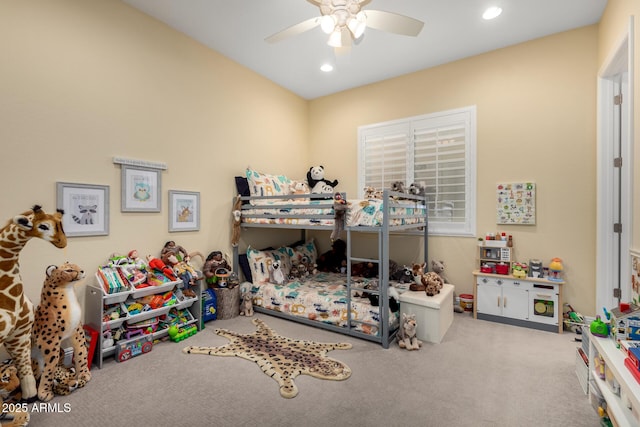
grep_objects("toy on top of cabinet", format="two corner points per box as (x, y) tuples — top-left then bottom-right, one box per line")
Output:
(528, 259), (543, 278)
(548, 258), (564, 282)
(512, 262), (528, 279)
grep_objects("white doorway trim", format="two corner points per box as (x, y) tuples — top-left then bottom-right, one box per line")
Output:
(596, 17), (634, 312)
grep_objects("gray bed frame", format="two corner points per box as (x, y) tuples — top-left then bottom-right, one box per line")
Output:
(232, 189), (428, 348)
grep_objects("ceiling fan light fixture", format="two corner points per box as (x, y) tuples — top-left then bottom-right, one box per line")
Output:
(320, 15), (336, 34)
(320, 63), (334, 72)
(327, 29), (343, 47)
(347, 11), (367, 39)
(482, 6), (502, 20)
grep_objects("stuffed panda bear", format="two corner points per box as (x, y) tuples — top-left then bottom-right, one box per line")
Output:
(307, 166), (339, 194)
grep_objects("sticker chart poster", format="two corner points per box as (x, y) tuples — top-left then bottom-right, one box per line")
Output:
(631, 250), (640, 306)
(496, 182), (536, 225)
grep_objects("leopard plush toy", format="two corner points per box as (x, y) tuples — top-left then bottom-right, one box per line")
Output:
(52, 365), (82, 396)
(0, 360), (29, 426)
(31, 263), (91, 402)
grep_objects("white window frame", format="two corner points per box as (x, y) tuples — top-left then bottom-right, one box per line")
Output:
(357, 106), (477, 237)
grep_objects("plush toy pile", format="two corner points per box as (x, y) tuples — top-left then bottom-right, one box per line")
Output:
(409, 262), (444, 297)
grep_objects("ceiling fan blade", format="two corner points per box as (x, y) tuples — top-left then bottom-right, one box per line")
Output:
(364, 10), (424, 37)
(265, 17), (321, 43)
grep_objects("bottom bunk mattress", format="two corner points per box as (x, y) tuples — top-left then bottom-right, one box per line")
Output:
(245, 272), (399, 336)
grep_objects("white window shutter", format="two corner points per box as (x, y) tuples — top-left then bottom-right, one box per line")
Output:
(358, 106), (476, 237)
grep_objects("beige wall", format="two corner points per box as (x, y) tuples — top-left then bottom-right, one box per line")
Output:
(309, 26), (599, 315)
(0, 0), (606, 318)
(0, 0), (308, 308)
(598, 1), (640, 253)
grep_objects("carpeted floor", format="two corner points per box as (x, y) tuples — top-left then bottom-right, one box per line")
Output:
(27, 313), (599, 427)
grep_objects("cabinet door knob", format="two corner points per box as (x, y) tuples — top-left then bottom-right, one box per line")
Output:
(497, 280), (502, 285)
(482, 278), (488, 283)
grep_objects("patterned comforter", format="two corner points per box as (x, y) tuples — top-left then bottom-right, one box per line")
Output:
(246, 272), (400, 336)
(242, 199), (426, 227)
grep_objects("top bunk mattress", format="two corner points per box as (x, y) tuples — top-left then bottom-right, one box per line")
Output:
(241, 198), (426, 227)
(237, 168), (426, 227)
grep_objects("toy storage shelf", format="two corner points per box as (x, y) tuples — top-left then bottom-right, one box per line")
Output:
(588, 331), (640, 426)
(584, 330), (640, 427)
(472, 271), (564, 334)
(85, 273), (202, 369)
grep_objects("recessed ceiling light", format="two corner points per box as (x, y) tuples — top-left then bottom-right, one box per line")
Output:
(482, 6), (502, 20)
(320, 64), (334, 72)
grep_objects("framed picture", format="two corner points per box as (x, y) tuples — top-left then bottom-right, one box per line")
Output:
(56, 182), (109, 237)
(168, 190), (200, 232)
(496, 182), (536, 225)
(121, 165), (161, 212)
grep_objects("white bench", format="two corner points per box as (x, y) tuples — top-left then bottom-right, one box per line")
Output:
(398, 283), (454, 344)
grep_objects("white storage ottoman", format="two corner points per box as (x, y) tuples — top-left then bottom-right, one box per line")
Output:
(398, 283), (454, 344)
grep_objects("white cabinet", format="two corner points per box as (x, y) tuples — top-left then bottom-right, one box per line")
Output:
(85, 270), (201, 368)
(476, 275), (529, 320)
(588, 331), (640, 426)
(473, 271), (563, 333)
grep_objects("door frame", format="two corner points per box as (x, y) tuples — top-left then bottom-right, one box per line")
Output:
(596, 17), (634, 311)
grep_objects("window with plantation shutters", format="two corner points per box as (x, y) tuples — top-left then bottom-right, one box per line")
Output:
(358, 106), (476, 237)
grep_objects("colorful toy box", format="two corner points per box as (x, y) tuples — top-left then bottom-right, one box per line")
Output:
(201, 288), (217, 325)
(115, 334), (152, 362)
(609, 303), (640, 342)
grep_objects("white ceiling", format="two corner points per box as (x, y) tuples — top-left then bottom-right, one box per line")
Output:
(121, 0), (607, 100)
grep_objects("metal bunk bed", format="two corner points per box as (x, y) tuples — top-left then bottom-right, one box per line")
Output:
(232, 189), (428, 348)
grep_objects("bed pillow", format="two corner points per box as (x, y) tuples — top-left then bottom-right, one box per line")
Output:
(246, 246), (292, 284)
(287, 239), (318, 265)
(245, 168), (292, 205)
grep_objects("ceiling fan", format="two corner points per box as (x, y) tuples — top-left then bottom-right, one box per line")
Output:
(265, 0), (425, 48)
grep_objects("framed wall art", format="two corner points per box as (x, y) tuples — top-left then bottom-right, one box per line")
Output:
(56, 182), (109, 237)
(168, 190), (200, 232)
(496, 182), (536, 225)
(121, 165), (161, 212)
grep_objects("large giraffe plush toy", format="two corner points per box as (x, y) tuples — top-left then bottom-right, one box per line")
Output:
(0, 205), (66, 403)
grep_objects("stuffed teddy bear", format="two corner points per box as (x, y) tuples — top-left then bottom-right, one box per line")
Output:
(390, 181), (406, 194)
(391, 265), (414, 283)
(289, 180), (310, 195)
(269, 259), (286, 285)
(239, 291), (254, 316)
(421, 271), (444, 297)
(408, 182), (426, 197)
(430, 260), (449, 283)
(364, 186), (383, 199)
(409, 262), (427, 291)
(307, 166), (339, 194)
(397, 313), (422, 350)
(431, 260), (463, 312)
